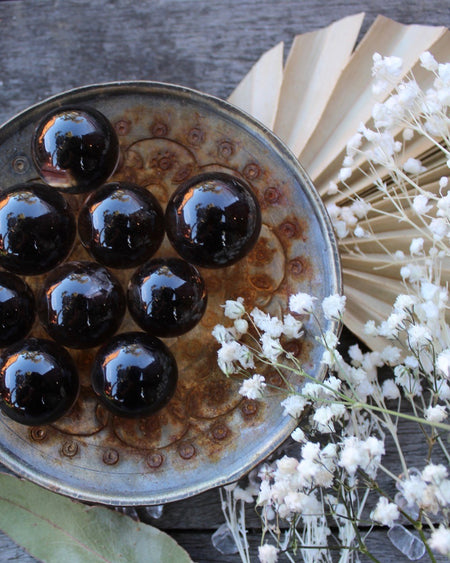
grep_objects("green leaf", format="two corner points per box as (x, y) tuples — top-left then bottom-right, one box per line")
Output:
(0, 472), (193, 563)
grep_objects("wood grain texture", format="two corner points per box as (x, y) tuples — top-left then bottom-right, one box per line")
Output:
(0, 1), (449, 561)
(0, 0), (449, 126)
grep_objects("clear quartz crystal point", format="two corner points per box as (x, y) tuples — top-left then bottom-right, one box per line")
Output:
(394, 492), (420, 521)
(387, 524), (426, 560)
(142, 505), (164, 519)
(212, 523), (239, 555)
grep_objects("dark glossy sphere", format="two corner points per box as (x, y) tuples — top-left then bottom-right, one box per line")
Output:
(128, 257), (207, 338)
(0, 338), (79, 426)
(0, 183), (76, 275)
(91, 331), (178, 418)
(32, 106), (119, 193)
(37, 261), (126, 349)
(78, 182), (164, 269)
(0, 272), (35, 347)
(165, 172), (262, 268)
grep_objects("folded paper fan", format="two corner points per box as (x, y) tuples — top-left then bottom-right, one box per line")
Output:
(229, 14), (449, 351)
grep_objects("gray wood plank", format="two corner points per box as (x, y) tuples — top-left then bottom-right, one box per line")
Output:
(0, 0), (449, 126)
(0, 1), (448, 561)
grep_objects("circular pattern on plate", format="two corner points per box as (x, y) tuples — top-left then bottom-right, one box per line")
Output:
(0, 82), (340, 505)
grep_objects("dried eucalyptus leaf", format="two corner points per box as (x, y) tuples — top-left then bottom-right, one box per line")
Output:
(0, 473), (193, 563)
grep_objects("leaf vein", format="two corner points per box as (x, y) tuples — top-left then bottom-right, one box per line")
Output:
(0, 495), (113, 563)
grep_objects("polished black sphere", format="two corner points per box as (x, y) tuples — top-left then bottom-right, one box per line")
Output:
(37, 261), (125, 349)
(78, 182), (164, 268)
(32, 106), (119, 193)
(91, 331), (178, 418)
(165, 172), (261, 268)
(0, 272), (35, 347)
(128, 257), (207, 338)
(0, 183), (76, 275)
(0, 338), (79, 426)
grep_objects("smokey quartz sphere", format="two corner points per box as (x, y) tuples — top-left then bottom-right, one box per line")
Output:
(127, 257), (207, 338)
(32, 106), (119, 193)
(37, 261), (125, 349)
(0, 272), (35, 347)
(0, 183), (76, 275)
(78, 182), (164, 268)
(165, 172), (262, 268)
(0, 338), (79, 426)
(91, 332), (178, 418)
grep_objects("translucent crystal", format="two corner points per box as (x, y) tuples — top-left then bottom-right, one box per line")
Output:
(211, 523), (239, 555)
(387, 524), (426, 560)
(394, 492), (419, 521)
(142, 504), (164, 519)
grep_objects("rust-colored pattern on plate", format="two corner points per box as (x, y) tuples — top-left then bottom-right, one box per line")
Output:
(0, 82), (340, 505)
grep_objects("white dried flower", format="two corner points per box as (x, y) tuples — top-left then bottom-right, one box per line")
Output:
(339, 437), (363, 474)
(439, 176), (448, 189)
(251, 308), (284, 338)
(322, 329), (339, 350)
(381, 345), (402, 365)
(437, 349), (450, 379)
(223, 297), (246, 319)
(422, 463), (448, 484)
(351, 199), (371, 218)
(420, 51), (439, 71)
(212, 324), (233, 343)
(409, 237), (424, 255)
(334, 220), (349, 239)
(370, 497), (400, 527)
(404, 157), (426, 175)
(260, 333), (282, 362)
(364, 320), (378, 336)
(322, 294), (346, 320)
(402, 127), (414, 140)
(282, 314), (303, 339)
(348, 343), (364, 364)
(281, 395), (307, 418)
(394, 294), (416, 311)
(408, 324), (432, 348)
(233, 485), (254, 503)
(291, 427), (306, 442)
(382, 379), (400, 400)
(338, 167), (352, 182)
(289, 292), (316, 315)
(239, 374), (266, 400)
(233, 318), (248, 337)
(217, 340), (242, 373)
(346, 133), (363, 156)
(258, 544), (279, 563)
(429, 526), (450, 557)
(424, 404), (447, 423)
(412, 194), (432, 214)
(428, 217), (448, 240)
(327, 181), (339, 195)
(372, 52), (403, 81)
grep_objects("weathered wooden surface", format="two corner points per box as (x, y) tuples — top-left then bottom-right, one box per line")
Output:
(0, 0), (449, 561)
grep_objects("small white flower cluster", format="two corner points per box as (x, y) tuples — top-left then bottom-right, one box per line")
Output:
(214, 286), (450, 561)
(212, 297), (304, 379)
(214, 50), (450, 563)
(396, 463), (450, 516)
(364, 278), (450, 419)
(326, 52), (450, 243)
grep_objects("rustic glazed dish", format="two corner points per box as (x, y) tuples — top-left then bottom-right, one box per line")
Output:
(0, 82), (341, 505)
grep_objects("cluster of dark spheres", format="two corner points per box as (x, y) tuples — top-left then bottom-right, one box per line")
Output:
(0, 106), (262, 426)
